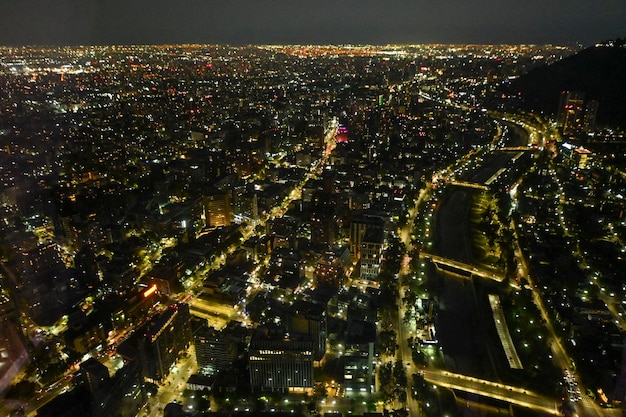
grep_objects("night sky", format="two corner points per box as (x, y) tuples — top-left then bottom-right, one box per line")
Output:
(0, 0), (625, 46)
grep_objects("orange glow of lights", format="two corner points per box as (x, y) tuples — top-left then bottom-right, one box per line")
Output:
(143, 284), (157, 298)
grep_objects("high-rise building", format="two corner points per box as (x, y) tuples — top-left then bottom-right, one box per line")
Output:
(6, 239), (71, 325)
(200, 191), (232, 228)
(360, 227), (384, 283)
(42, 358), (146, 417)
(248, 326), (314, 393)
(315, 252), (344, 289)
(573, 147), (593, 169)
(0, 318), (28, 395)
(287, 300), (327, 360)
(350, 219), (368, 260)
(140, 303), (192, 383)
(78, 358), (110, 394)
(314, 245), (351, 290)
(192, 319), (236, 376)
(104, 360), (147, 417)
(343, 320), (376, 394)
(584, 100), (599, 131)
(349, 214), (385, 261)
(558, 91), (586, 136)
(310, 208), (336, 245)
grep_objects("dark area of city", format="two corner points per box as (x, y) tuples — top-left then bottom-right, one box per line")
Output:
(1, 39), (626, 417)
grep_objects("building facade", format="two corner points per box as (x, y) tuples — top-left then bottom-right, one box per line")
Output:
(248, 326), (314, 393)
(141, 303), (192, 383)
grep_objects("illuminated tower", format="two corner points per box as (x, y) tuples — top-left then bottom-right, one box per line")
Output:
(583, 100), (599, 132)
(140, 303), (192, 383)
(558, 91), (585, 136)
(350, 215), (384, 261)
(204, 192), (231, 227)
(360, 227), (384, 283)
(192, 320), (235, 376)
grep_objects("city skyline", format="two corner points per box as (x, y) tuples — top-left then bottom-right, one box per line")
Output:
(0, 0), (625, 47)
(2, 17), (626, 417)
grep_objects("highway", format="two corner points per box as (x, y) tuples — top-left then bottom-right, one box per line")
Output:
(431, 141), (524, 379)
(419, 252), (506, 283)
(422, 369), (559, 415)
(424, 110), (568, 406)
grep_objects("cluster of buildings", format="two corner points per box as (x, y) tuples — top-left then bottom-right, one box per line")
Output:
(0, 43), (594, 415)
(557, 90), (599, 137)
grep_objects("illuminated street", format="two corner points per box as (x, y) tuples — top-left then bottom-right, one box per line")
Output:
(0, 34), (625, 417)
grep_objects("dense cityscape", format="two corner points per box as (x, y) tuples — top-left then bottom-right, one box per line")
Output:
(0, 41), (625, 417)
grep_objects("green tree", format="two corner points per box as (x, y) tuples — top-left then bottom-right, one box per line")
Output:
(411, 372), (427, 401)
(393, 359), (408, 387)
(379, 330), (399, 357)
(402, 287), (417, 307)
(378, 361), (395, 403)
(412, 349), (426, 367)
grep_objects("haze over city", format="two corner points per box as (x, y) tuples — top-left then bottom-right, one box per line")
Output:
(1, 0), (626, 46)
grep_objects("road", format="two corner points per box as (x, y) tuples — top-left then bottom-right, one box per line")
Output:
(511, 218), (609, 417)
(397, 276), (421, 417)
(0, 372), (74, 417)
(7, 119), (340, 417)
(487, 294), (523, 369)
(422, 369), (559, 415)
(432, 142), (524, 378)
(420, 252), (506, 283)
(395, 183), (435, 417)
(139, 348), (198, 417)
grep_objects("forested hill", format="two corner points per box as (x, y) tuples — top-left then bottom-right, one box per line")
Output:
(504, 39), (626, 127)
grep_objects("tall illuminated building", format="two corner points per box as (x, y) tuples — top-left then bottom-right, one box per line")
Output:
(583, 99), (599, 131)
(118, 303), (192, 384)
(558, 91), (585, 136)
(192, 320), (236, 376)
(360, 227), (384, 283)
(248, 325), (314, 393)
(349, 214), (385, 261)
(204, 192), (232, 228)
(141, 303), (192, 383)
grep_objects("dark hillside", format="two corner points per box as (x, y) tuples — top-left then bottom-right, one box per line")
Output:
(504, 40), (626, 127)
